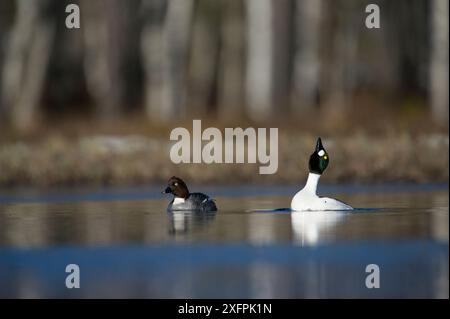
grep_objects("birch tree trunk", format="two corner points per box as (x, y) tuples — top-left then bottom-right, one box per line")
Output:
(141, 0), (194, 121)
(245, 0), (274, 121)
(140, 0), (167, 119)
(1, 0), (55, 130)
(430, 0), (449, 125)
(292, 0), (322, 112)
(217, 0), (245, 119)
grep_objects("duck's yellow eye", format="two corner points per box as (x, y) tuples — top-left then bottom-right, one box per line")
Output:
(323, 155), (328, 160)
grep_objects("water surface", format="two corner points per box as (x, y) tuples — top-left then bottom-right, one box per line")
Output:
(0, 184), (448, 298)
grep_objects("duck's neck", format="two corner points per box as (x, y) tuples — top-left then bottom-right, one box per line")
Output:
(303, 173), (321, 195)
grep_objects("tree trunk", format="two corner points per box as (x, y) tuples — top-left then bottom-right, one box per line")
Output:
(322, 0), (359, 111)
(217, 0), (245, 119)
(140, 0), (167, 119)
(82, 0), (133, 120)
(272, 0), (292, 115)
(245, 0), (274, 121)
(187, 0), (221, 116)
(1, 0), (55, 130)
(430, 0), (449, 125)
(141, 0), (194, 121)
(0, 1), (15, 120)
(292, 0), (322, 112)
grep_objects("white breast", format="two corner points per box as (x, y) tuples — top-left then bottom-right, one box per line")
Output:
(291, 173), (353, 211)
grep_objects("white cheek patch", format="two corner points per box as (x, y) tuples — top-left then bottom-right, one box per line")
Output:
(318, 150), (325, 156)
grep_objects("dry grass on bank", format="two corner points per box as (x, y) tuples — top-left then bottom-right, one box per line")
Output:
(0, 130), (447, 188)
(0, 103), (448, 187)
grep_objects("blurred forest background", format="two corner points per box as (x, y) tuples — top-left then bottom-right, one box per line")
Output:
(0, 0), (448, 187)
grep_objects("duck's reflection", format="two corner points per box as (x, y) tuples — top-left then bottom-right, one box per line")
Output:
(291, 211), (348, 246)
(168, 210), (217, 236)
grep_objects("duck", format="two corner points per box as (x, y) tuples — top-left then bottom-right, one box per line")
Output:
(291, 137), (353, 211)
(162, 176), (218, 212)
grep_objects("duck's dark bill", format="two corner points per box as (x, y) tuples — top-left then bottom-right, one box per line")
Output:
(162, 187), (172, 194)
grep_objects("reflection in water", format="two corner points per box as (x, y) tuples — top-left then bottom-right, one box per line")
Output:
(248, 214), (278, 244)
(291, 211), (348, 246)
(3, 204), (50, 247)
(0, 189), (448, 247)
(168, 211), (217, 236)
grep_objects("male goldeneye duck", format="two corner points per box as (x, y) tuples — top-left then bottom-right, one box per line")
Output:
(291, 137), (353, 211)
(162, 176), (218, 212)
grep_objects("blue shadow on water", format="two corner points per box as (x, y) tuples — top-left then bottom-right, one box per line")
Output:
(0, 240), (447, 298)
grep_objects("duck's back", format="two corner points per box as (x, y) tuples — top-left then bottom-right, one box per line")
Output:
(168, 193), (217, 211)
(317, 197), (353, 211)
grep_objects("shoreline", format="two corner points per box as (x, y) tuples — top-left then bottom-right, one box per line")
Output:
(0, 183), (448, 205)
(0, 132), (448, 188)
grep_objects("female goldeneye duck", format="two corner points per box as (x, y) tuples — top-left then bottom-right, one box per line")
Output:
(162, 176), (218, 212)
(291, 137), (353, 211)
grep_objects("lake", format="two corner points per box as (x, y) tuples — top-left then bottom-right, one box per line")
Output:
(0, 184), (448, 298)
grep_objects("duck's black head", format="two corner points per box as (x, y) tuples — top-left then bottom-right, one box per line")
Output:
(163, 176), (190, 198)
(309, 137), (329, 175)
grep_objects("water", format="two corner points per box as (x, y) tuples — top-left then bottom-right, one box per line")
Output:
(0, 184), (448, 298)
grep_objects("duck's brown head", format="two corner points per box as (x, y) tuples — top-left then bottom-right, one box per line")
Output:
(162, 176), (190, 199)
